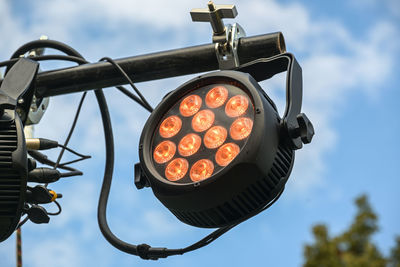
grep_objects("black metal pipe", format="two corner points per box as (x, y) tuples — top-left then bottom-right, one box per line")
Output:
(4, 32), (285, 98)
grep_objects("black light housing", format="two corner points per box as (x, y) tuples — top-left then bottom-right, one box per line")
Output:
(136, 53), (314, 228)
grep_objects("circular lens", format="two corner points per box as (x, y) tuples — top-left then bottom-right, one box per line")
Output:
(190, 159), (214, 182)
(230, 117), (253, 140)
(180, 95), (202, 117)
(165, 158), (188, 181)
(225, 95), (249, 117)
(159, 115), (182, 138)
(215, 143), (240, 166)
(153, 141), (176, 164)
(178, 133), (202, 156)
(192, 109), (215, 132)
(204, 126), (227, 149)
(206, 86), (228, 108)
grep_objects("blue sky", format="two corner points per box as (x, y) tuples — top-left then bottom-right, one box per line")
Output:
(0, 0), (399, 266)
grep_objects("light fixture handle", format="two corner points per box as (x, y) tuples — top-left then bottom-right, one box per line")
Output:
(236, 53), (314, 149)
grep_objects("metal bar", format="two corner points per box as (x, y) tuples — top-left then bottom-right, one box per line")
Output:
(5, 32), (285, 98)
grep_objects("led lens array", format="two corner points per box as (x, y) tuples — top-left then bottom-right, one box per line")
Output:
(152, 84), (254, 183)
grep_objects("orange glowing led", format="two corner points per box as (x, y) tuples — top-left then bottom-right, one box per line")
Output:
(153, 141), (176, 164)
(179, 95), (202, 117)
(206, 86), (228, 108)
(165, 158), (188, 181)
(178, 133), (202, 156)
(230, 117), (253, 140)
(190, 159), (214, 182)
(204, 126), (227, 149)
(215, 143), (240, 166)
(192, 109), (215, 132)
(225, 95), (249, 117)
(159, 115), (182, 138)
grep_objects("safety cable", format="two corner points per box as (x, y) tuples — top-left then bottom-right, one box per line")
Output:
(99, 57), (153, 112)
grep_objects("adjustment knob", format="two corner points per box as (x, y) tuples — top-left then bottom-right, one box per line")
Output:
(297, 113), (314, 144)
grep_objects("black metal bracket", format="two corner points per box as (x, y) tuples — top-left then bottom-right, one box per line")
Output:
(0, 58), (39, 120)
(236, 53), (314, 150)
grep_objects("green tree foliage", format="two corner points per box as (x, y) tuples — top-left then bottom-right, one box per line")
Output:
(389, 237), (400, 267)
(303, 195), (398, 267)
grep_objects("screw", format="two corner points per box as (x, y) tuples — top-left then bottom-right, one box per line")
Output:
(208, 1), (215, 11)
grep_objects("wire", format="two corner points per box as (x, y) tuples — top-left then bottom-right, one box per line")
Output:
(28, 150), (76, 172)
(53, 92), (87, 171)
(58, 157), (90, 168)
(57, 144), (91, 159)
(115, 85), (153, 113)
(0, 55), (87, 68)
(166, 186), (285, 256)
(99, 57), (153, 112)
(46, 200), (62, 216)
(59, 171), (83, 178)
(9, 39), (84, 60)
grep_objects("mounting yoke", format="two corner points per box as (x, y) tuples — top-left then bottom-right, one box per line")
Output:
(191, 1), (246, 70)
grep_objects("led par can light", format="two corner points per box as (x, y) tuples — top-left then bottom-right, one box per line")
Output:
(137, 53), (314, 228)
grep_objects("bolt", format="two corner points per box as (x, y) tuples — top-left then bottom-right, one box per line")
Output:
(208, 1), (215, 11)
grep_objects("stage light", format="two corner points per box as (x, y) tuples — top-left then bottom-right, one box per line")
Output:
(136, 53), (314, 228)
(0, 59), (37, 242)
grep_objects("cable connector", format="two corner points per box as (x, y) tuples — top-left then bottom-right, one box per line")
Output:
(26, 138), (58, 150)
(136, 244), (169, 260)
(28, 167), (61, 183)
(26, 205), (50, 224)
(26, 185), (62, 204)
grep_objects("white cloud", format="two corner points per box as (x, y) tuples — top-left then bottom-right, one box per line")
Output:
(1, 0), (398, 195)
(0, 0), (399, 265)
(1, 0), (398, 196)
(349, 0), (400, 18)
(25, 234), (82, 267)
